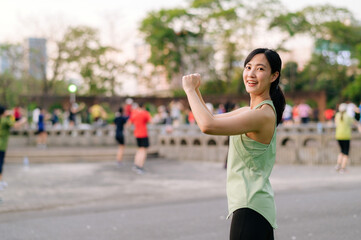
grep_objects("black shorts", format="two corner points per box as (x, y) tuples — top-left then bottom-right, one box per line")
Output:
(338, 140), (350, 155)
(136, 137), (149, 148)
(115, 135), (125, 145)
(230, 208), (274, 240)
(0, 151), (5, 174)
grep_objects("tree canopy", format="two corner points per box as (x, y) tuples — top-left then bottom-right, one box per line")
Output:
(138, 1), (361, 105)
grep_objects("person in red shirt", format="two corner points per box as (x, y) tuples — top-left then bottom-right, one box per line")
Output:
(13, 106), (23, 121)
(324, 108), (335, 125)
(129, 103), (151, 174)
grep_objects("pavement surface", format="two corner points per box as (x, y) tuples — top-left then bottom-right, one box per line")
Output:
(1, 146), (361, 214)
(1, 147), (361, 240)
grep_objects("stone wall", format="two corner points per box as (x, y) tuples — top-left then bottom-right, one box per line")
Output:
(9, 125), (161, 148)
(8, 123), (361, 165)
(158, 124), (361, 165)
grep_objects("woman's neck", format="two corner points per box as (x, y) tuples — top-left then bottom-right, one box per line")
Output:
(249, 94), (271, 109)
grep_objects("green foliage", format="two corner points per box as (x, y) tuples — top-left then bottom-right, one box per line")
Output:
(342, 75), (361, 102)
(1, 25), (126, 100)
(48, 103), (63, 112)
(306, 99), (318, 109)
(139, 7), (207, 81)
(285, 53), (353, 106)
(106, 112), (115, 124)
(270, 12), (311, 36)
(139, 0), (282, 86)
(145, 103), (157, 116)
(270, 4), (361, 107)
(172, 89), (187, 97)
(60, 26), (123, 96)
(0, 43), (27, 107)
(27, 102), (39, 111)
(51, 80), (69, 95)
(0, 73), (18, 106)
(191, 0), (222, 8)
(200, 80), (227, 95)
(281, 61), (298, 92)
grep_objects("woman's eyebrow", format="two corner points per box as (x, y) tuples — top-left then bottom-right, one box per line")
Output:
(246, 63), (267, 68)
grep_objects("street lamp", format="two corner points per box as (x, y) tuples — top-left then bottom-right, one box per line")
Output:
(68, 84), (77, 104)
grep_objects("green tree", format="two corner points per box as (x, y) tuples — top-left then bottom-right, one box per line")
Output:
(0, 43), (30, 106)
(270, 5), (354, 43)
(270, 4), (361, 105)
(59, 26), (123, 96)
(139, 0), (283, 92)
(281, 61), (298, 92)
(139, 8), (214, 84)
(343, 75), (361, 102)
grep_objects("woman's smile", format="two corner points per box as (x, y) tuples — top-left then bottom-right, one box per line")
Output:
(246, 80), (258, 87)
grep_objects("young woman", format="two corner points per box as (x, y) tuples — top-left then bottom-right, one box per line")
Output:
(182, 48), (285, 240)
(334, 103), (355, 173)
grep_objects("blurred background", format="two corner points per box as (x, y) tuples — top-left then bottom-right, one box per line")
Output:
(1, 1), (361, 240)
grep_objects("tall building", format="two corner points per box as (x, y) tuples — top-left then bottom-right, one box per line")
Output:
(26, 38), (47, 80)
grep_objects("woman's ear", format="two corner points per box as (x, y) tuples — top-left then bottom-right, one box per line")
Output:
(271, 72), (279, 83)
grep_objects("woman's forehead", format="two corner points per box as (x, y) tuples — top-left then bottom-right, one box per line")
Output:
(247, 54), (269, 66)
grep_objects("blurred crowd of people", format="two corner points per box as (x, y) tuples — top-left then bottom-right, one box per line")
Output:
(282, 100), (361, 126)
(5, 99), (361, 134)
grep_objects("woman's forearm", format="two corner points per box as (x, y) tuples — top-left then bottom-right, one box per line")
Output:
(196, 88), (213, 116)
(185, 89), (214, 132)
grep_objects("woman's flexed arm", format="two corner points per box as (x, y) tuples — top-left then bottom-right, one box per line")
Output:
(182, 73), (271, 136)
(182, 73), (214, 132)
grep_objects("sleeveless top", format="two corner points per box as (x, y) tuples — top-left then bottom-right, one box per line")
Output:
(226, 100), (277, 228)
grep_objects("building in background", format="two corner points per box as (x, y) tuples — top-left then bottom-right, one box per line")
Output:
(26, 37), (47, 80)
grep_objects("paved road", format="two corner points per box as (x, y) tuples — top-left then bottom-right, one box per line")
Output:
(1, 159), (361, 240)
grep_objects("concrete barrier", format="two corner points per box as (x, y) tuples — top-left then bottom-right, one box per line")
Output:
(8, 123), (361, 165)
(158, 123), (361, 165)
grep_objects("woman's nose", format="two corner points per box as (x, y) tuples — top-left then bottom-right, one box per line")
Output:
(247, 68), (256, 77)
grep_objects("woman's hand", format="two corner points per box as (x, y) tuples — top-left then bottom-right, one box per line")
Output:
(182, 73), (201, 93)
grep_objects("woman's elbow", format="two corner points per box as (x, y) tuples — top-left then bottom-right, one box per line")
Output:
(199, 123), (215, 134)
(199, 125), (209, 134)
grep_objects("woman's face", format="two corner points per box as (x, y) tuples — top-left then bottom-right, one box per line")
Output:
(243, 53), (277, 96)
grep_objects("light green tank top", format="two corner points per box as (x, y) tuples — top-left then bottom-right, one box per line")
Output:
(226, 100), (277, 228)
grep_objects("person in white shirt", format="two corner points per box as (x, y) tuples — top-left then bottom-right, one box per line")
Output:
(346, 101), (358, 119)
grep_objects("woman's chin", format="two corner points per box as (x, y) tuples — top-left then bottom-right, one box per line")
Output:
(245, 87), (256, 94)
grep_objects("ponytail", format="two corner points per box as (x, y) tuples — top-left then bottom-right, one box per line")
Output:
(244, 48), (286, 126)
(270, 80), (286, 126)
(338, 103), (347, 122)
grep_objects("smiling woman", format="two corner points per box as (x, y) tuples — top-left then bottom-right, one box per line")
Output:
(182, 48), (285, 240)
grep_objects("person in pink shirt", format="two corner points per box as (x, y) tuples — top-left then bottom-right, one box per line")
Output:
(298, 100), (312, 124)
(129, 103), (151, 174)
